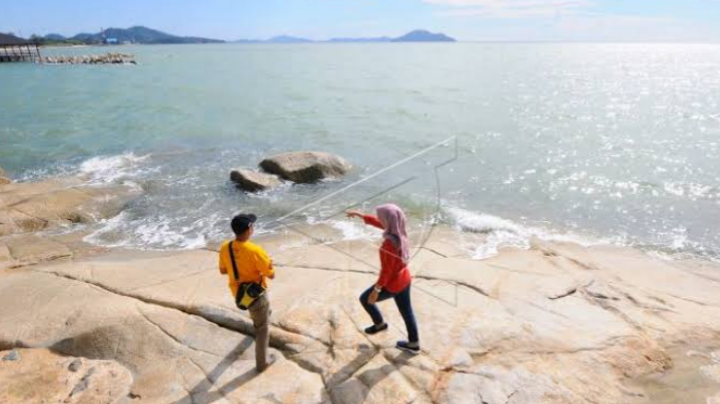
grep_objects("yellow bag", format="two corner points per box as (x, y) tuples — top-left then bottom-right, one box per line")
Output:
(228, 241), (265, 311)
(236, 282), (265, 310)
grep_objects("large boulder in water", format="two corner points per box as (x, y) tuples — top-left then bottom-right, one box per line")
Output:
(260, 151), (350, 184)
(230, 168), (283, 192)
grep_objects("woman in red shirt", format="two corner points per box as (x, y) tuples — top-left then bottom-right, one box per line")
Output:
(347, 203), (420, 353)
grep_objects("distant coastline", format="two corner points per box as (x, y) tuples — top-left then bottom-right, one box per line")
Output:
(30, 26), (223, 46)
(24, 26), (456, 45)
(234, 30), (457, 44)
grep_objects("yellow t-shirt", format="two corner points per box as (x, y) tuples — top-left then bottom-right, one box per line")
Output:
(218, 240), (274, 297)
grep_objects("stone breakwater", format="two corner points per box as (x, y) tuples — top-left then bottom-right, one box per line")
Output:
(41, 53), (137, 65)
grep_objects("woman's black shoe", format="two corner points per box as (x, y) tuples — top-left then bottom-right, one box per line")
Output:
(364, 323), (388, 335)
(396, 340), (420, 354)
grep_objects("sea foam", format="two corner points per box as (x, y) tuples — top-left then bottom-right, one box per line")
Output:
(443, 206), (607, 260)
(79, 152), (151, 184)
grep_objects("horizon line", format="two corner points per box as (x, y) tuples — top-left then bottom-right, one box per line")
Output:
(51, 40), (720, 45)
(13, 26), (720, 44)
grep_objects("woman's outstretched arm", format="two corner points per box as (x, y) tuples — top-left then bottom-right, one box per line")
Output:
(346, 210), (384, 229)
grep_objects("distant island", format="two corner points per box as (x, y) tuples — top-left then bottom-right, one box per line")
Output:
(392, 30), (456, 42)
(23, 27), (455, 45)
(31, 26), (223, 45)
(235, 30), (456, 44)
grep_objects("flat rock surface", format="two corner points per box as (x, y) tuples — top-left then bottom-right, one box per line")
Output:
(4, 234), (73, 263)
(2, 228), (720, 404)
(0, 268), (326, 404)
(0, 348), (133, 404)
(0, 176), (139, 237)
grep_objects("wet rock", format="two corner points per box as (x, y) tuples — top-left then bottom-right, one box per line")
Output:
(0, 167), (10, 185)
(260, 151), (351, 183)
(230, 168), (283, 192)
(0, 177), (140, 237)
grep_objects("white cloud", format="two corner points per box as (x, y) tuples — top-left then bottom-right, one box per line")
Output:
(424, 0), (720, 40)
(426, 0), (587, 6)
(552, 13), (693, 41)
(426, 0), (594, 19)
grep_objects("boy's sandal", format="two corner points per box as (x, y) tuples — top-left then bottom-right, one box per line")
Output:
(364, 323), (389, 335)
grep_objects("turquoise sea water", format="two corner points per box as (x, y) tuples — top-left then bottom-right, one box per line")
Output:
(1, 43), (719, 259)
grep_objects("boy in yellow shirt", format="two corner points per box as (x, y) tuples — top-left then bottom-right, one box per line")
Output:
(218, 213), (275, 372)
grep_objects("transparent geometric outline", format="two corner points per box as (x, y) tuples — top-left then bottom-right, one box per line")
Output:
(268, 136), (463, 312)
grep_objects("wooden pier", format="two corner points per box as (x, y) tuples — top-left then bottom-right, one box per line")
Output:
(0, 33), (41, 63)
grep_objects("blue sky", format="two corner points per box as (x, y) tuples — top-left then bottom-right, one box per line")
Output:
(3, 0), (720, 41)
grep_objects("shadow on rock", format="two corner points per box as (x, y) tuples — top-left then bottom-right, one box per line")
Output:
(324, 345), (378, 388)
(167, 338), (256, 404)
(329, 350), (417, 404)
(48, 327), (262, 404)
(49, 326), (133, 361)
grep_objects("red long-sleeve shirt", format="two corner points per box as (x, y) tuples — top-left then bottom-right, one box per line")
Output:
(362, 214), (412, 293)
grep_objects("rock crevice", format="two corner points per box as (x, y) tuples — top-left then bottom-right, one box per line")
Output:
(3, 231), (720, 404)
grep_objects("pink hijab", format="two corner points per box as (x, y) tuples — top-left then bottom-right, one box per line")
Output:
(376, 204), (410, 265)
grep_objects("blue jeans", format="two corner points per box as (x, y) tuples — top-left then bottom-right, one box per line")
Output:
(360, 284), (419, 344)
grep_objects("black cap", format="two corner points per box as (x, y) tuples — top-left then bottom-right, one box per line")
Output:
(231, 213), (257, 236)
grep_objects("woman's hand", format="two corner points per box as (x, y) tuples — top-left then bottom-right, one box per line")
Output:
(345, 210), (363, 219)
(368, 288), (379, 305)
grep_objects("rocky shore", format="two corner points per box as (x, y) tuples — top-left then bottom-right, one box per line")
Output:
(1, 168), (720, 404)
(41, 53), (137, 65)
(0, 167), (10, 185)
(0, 168), (140, 268)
